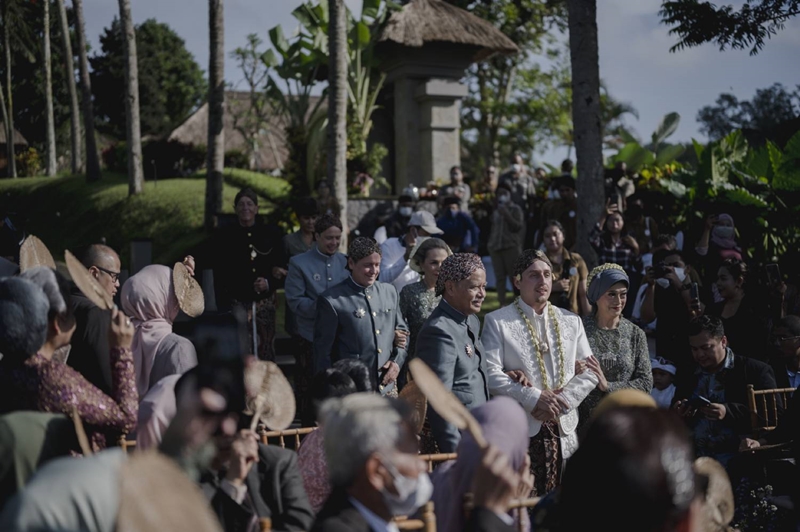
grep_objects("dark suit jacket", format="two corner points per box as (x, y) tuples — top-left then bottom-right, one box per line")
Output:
(68, 292), (112, 394)
(200, 444), (314, 532)
(415, 300), (489, 453)
(770, 360), (792, 390)
(466, 507), (516, 532)
(310, 489), (371, 532)
(673, 352), (778, 435)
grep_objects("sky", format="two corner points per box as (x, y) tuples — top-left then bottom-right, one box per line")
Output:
(81, 0), (800, 166)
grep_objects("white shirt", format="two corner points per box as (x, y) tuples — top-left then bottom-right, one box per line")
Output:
(481, 299), (598, 459)
(349, 497), (400, 532)
(651, 384), (676, 409)
(379, 237), (420, 292)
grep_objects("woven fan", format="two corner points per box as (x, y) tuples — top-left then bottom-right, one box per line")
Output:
(117, 452), (223, 532)
(172, 262), (204, 317)
(19, 235), (56, 271)
(398, 380), (428, 435)
(408, 359), (487, 448)
(245, 361), (296, 432)
(65, 250), (114, 310)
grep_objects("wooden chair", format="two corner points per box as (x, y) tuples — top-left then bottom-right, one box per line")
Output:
(258, 426), (318, 449)
(463, 494), (541, 532)
(419, 453), (457, 472)
(118, 434), (137, 453)
(746, 385), (795, 431)
(394, 501), (436, 531)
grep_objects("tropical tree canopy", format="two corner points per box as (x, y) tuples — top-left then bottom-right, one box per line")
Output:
(90, 18), (206, 138)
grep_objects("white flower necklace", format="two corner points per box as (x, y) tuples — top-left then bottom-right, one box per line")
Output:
(514, 299), (567, 391)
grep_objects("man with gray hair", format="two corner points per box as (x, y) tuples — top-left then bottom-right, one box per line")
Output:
(311, 394), (432, 532)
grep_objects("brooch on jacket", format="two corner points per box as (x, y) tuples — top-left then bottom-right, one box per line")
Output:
(465, 344), (473, 357)
(354, 308), (366, 318)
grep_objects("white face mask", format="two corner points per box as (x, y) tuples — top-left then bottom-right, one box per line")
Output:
(497, 195), (510, 204)
(712, 226), (735, 240)
(380, 460), (433, 517)
(512, 163), (522, 173)
(399, 206), (413, 217)
(673, 267), (687, 283)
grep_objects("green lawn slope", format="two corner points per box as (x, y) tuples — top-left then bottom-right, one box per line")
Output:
(0, 170), (288, 267)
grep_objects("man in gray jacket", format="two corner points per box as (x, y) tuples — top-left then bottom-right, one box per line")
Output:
(314, 237), (409, 395)
(415, 253), (489, 452)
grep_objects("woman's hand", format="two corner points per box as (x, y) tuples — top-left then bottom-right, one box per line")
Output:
(574, 359), (587, 375)
(109, 306), (134, 350)
(585, 356), (608, 391)
(505, 370), (532, 387)
(552, 278), (570, 293)
(393, 329), (409, 349)
(272, 266), (288, 280)
(182, 255), (196, 277)
(704, 214), (718, 232)
(254, 277), (269, 294)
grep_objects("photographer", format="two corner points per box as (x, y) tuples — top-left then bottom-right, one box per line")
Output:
(640, 249), (704, 381)
(695, 214), (742, 299)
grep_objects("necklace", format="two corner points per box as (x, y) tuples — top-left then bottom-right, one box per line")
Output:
(514, 299), (567, 390)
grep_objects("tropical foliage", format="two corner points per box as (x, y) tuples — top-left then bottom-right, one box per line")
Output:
(610, 112), (686, 171)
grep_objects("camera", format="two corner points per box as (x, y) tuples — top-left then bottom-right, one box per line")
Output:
(652, 261), (673, 279)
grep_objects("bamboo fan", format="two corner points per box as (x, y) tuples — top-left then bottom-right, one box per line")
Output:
(65, 250), (114, 310)
(408, 358), (487, 448)
(19, 235), (56, 271)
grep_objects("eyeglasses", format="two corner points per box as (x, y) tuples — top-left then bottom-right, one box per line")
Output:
(771, 335), (800, 345)
(96, 266), (120, 283)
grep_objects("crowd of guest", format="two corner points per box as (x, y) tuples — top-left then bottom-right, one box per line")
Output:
(0, 169), (798, 532)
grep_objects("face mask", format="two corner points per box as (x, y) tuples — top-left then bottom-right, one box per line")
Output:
(498, 195), (510, 204)
(673, 267), (686, 283)
(512, 163), (522, 173)
(380, 460), (433, 517)
(399, 206), (413, 217)
(713, 226), (735, 240)
(448, 209), (457, 218)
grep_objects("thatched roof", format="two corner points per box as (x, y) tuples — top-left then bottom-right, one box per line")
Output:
(168, 92), (318, 172)
(379, 0), (519, 61)
(0, 124), (28, 146)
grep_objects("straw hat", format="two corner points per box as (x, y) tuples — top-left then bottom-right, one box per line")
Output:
(244, 361), (296, 431)
(398, 380), (428, 435)
(117, 451), (223, 532)
(172, 262), (204, 317)
(590, 389), (657, 421)
(19, 235), (56, 272)
(64, 250), (113, 310)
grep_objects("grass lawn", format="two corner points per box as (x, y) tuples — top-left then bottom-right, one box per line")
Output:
(0, 169), (288, 266)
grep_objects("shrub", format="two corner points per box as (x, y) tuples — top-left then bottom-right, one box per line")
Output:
(15, 147), (42, 177)
(142, 140), (206, 179)
(224, 149), (250, 169)
(101, 142), (128, 173)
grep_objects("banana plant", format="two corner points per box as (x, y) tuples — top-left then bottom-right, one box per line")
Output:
(611, 112), (686, 171)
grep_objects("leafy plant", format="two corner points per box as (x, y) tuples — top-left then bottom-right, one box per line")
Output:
(611, 112), (686, 171)
(15, 147), (41, 177)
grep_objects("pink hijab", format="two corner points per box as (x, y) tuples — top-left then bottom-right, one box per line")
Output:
(121, 265), (179, 396)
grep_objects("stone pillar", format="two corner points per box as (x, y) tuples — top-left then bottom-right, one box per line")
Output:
(414, 79), (468, 187)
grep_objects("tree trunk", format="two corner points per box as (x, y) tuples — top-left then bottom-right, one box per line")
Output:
(567, 0), (603, 267)
(73, 0), (101, 182)
(43, 0), (57, 176)
(327, 0), (348, 249)
(118, 0), (143, 195)
(4, 19), (16, 177)
(205, 0), (224, 231)
(0, 83), (9, 177)
(56, 0), (81, 174)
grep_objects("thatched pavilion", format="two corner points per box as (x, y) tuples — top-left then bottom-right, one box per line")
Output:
(376, 0), (518, 191)
(0, 124), (28, 176)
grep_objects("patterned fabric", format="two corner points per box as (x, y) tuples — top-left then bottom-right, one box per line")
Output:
(347, 236), (381, 263)
(529, 420), (562, 496)
(237, 297), (277, 361)
(297, 428), (329, 514)
(586, 263), (629, 305)
(435, 253), (484, 296)
(399, 281), (441, 362)
(514, 249), (552, 278)
(0, 348), (138, 451)
(579, 316), (653, 426)
(589, 226), (641, 273)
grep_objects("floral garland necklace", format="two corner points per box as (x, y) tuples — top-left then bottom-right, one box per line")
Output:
(514, 298), (567, 390)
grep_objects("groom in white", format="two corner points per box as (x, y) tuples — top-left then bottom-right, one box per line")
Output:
(482, 249), (598, 496)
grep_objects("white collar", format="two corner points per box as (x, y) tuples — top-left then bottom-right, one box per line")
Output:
(516, 297), (548, 319)
(348, 496), (399, 532)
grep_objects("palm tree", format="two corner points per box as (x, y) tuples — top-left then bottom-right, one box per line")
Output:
(328, 0), (348, 247)
(43, 0), (57, 176)
(118, 0), (143, 195)
(567, 0), (604, 266)
(73, 0), (101, 182)
(55, 0), (81, 174)
(205, 0), (224, 231)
